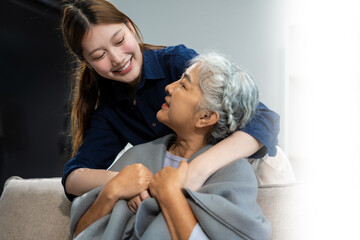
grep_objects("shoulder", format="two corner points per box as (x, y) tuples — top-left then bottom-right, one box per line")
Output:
(126, 134), (174, 154)
(154, 44), (198, 59)
(154, 45), (198, 70)
(109, 134), (176, 172)
(143, 45), (198, 81)
(142, 45), (198, 80)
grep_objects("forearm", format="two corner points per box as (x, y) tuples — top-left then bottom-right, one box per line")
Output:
(74, 186), (118, 238)
(157, 189), (197, 240)
(73, 164), (154, 237)
(65, 168), (118, 197)
(185, 131), (262, 190)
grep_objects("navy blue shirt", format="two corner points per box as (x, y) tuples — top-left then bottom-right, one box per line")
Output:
(62, 45), (280, 200)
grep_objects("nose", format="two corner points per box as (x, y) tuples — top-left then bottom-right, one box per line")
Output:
(165, 81), (178, 95)
(109, 48), (124, 66)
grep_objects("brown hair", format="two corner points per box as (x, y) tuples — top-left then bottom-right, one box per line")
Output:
(61, 0), (164, 156)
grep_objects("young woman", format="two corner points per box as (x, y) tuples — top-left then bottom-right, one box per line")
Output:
(61, 0), (280, 202)
(71, 52), (271, 240)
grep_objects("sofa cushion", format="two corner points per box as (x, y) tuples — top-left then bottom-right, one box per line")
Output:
(0, 177), (72, 240)
(0, 177), (304, 240)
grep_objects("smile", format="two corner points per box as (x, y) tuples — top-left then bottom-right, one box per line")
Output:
(113, 57), (132, 74)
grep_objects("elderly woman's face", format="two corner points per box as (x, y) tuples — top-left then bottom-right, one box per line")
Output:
(157, 63), (204, 133)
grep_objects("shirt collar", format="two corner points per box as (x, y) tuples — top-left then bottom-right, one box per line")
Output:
(114, 48), (165, 102)
(141, 49), (166, 80)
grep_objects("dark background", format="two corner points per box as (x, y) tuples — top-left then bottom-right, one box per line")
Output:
(0, 0), (72, 193)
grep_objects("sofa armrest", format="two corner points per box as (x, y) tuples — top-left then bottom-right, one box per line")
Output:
(0, 177), (72, 240)
(257, 184), (305, 240)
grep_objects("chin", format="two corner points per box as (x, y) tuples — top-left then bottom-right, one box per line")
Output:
(156, 111), (165, 123)
(157, 115), (172, 130)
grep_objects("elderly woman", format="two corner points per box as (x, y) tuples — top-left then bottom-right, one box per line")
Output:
(70, 53), (271, 240)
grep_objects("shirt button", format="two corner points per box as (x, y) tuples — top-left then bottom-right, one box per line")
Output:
(152, 122), (157, 127)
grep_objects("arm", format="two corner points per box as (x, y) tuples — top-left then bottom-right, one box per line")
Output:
(185, 131), (262, 191)
(183, 159), (271, 240)
(149, 161), (197, 240)
(184, 102), (280, 191)
(65, 168), (118, 197)
(62, 106), (128, 200)
(74, 164), (154, 238)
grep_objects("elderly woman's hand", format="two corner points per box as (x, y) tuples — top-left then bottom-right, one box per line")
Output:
(127, 190), (151, 214)
(149, 160), (188, 201)
(149, 161), (198, 240)
(104, 163), (154, 201)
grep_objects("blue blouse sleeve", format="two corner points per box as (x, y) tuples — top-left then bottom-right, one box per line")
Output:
(61, 104), (127, 201)
(241, 101), (280, 158)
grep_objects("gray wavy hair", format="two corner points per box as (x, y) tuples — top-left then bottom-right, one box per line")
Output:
(190, 52), (259, 144)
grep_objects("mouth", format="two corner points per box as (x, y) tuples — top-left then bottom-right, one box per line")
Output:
(162, 102), (169, 108)
(162, 98), (170, 108)
(113, 57), (132, 74)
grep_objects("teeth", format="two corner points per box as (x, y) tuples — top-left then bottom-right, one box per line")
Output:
(119, 58), (131, 72)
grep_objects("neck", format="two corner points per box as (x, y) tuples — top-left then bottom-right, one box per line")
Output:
(168, 133), (208, 159)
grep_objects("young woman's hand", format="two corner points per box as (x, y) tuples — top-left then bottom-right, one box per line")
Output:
(104, 164), (154, 201)
(149, 160), (188, 201)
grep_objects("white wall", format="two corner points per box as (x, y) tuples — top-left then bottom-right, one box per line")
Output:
(111, 0), (287, 145)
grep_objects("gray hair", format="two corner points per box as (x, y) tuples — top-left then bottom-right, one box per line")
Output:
(190, 52), (259, 144)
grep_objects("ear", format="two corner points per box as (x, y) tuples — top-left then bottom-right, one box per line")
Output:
(195, 111), (219, 128)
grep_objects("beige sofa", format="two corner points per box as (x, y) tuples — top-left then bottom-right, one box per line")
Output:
(0, 177), (304, 240)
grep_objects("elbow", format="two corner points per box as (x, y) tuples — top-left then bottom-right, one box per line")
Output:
(65, 168), (86, 196)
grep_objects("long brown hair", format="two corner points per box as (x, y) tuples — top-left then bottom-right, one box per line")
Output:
(61, 0), (164, 157)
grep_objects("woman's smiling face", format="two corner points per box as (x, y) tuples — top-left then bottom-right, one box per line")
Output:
(81, 23), (142, 85)
(157, 63), (205, 133)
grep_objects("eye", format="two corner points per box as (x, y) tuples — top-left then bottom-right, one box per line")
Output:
(94, 52), (105, 60)
(179, 79), (186, 89)
(116, 37), (125, 45)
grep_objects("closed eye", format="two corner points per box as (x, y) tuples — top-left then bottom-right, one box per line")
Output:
(116, 37), (124, 45)
(94, 52), (105, 60)
(179, 79), (186, 89)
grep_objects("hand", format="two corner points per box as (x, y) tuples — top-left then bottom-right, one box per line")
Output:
(127, 190), (151, 214)
(104, 164), (154, 201)
(149, 160), (188, 200)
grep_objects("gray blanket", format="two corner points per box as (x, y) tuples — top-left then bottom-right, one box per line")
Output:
(70, 135), (271, 240)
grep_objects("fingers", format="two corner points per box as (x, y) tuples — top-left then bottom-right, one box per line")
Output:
(140, 190), (150, 201)
(109, 163), (155, 199)
(127, 191), (151, 214)
(149, 162), (190, 199)
(178, 160), (188, 172)
(127, 195), (142, 214)
(127, 201), (136, 214)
